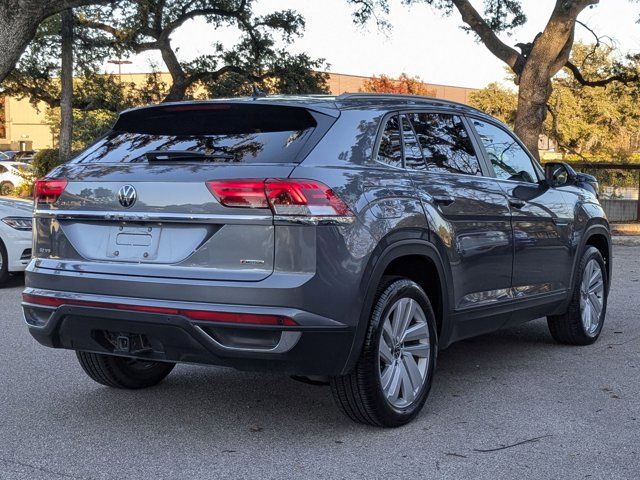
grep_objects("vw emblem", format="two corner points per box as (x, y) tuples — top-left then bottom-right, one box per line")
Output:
(117, 185), (137, 208)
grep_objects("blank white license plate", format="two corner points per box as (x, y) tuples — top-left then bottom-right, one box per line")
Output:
(106, 225), (162, 261)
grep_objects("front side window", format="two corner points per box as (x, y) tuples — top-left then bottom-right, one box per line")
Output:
(472, 119), (539, 183)
(408, 113), (482, 175)
(376, 115), (402, 168)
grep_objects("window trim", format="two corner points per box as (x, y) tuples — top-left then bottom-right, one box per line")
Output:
(399, 113), (427, 171)
(465, 114), (544, 184)
(400, 109), (493, 177)
(371, 111), (406, 171)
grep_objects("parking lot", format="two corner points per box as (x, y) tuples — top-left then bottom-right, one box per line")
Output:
(0, 246), (638, 480)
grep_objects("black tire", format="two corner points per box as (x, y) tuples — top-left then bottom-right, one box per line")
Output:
(0, 240), (10, 287)
(547, 246), (608, 345)
(330, 277), (438, 427)
(76, 351), (175, 389)
(0, 181), (14, 195)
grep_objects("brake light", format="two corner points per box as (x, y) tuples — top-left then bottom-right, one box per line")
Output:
(34, 179), (68, 204)
(206, 179), (352, 217)
(22, 293), (297, 326)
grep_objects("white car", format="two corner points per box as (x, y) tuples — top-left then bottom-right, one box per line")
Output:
(0, 161), (33, 194)
(0, 197), (32, 285)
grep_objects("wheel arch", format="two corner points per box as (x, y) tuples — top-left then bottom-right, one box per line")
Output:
(572, 222), (612, 295)
(341, 237), (452, 374)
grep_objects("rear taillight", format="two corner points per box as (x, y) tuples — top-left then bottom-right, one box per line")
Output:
(34, 179), (67, 204)
(206, 180), (268, 208)
(206, 179), (352, 218)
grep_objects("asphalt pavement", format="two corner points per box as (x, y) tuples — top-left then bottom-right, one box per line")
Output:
(1, 246), (639, 479)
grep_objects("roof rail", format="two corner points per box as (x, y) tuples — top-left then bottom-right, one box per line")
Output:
(335, 92), (482, 112)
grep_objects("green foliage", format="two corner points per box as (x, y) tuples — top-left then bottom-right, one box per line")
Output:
(79, 1), (329, 100)
(45, 108), (117, 151)
(32, 149), (72, 178)
(470, 43), (640, 160)
(1, 13), (117, 109)
(549, 43), (640, 159)
(468, 82), (517, 125)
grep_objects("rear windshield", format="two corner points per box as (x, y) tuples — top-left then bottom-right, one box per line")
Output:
(71, 104), (319, 164)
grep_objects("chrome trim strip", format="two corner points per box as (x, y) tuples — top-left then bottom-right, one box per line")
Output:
(195, 327), (302, 354)
(273, 215), (354, 225)
(34, 210), (273, 225)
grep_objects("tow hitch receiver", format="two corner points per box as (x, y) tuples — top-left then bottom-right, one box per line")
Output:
(112, 333), (153, 355)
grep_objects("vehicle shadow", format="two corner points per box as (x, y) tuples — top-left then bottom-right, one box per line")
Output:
(50, 318), (564, 440)
(2, 273), (24, 289)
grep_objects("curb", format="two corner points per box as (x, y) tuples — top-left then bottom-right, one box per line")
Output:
(611, 223), (640, 236)
(613, 235), (640, 247)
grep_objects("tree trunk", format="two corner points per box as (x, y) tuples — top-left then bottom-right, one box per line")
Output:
(158, 41), (189, 102)
(513, 62), (553, 160)
(59, 9), (74, 161)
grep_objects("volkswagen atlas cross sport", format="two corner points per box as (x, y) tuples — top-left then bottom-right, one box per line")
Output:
(23, 94), (611, 427)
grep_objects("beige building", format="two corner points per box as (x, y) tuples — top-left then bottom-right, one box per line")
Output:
(0, 72), (478, 151)
(0, 96), (55, 151)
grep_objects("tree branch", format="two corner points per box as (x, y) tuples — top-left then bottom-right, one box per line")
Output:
(451, 0), (525, 73)
(565, 60), (640, 87)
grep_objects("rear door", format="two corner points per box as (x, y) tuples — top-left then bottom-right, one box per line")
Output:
(402, 112), (514, 321)
(33, 102), (335, 282)
(468, 117), (574, 296)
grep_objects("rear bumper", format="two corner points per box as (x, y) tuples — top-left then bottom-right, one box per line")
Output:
(23, 288), (354, 375)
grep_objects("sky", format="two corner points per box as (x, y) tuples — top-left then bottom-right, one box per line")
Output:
(106, 0), (640, 89)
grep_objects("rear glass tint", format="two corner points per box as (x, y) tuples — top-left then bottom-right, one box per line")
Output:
(71, 104), (319, 164)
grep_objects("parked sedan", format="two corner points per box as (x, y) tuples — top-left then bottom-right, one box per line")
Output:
(0, 197), (32, 286)
(0, 161), (33, 194)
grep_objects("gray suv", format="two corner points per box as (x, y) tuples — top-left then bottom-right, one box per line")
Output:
(23, 94), (611, 427)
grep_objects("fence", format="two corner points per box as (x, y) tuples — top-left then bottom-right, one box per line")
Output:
(570, 163), (640, 223)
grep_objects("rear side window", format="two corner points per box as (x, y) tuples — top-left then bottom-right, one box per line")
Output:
(472, 119), (539, 183)
(408, 113), (482, 176)
(71, 104), (320, 164)
(376, 115), (402, 168)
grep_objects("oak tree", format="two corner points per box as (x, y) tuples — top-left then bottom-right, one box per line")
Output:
(77, 0), (328, 102)
(349, 0), (640, 158)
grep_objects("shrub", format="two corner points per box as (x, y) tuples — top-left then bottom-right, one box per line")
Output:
(32, 149), (68, 179)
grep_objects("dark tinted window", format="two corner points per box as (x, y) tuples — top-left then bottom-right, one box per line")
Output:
(472, 119), (539, 183)
(376, 115), (402, 168)
(408, 113), (481, 175)
(71, 104), (318, 164)
(401, 115), (426, 170)
(0, 165), (7, 173)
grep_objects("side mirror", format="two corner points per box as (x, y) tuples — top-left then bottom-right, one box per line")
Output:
(544, 162), (576, 188)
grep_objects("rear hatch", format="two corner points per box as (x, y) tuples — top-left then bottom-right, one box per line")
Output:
(33, 102), (337, 282)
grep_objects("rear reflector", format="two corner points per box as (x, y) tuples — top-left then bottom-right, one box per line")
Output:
(206, 179), (352, 217)
(34, 179), (68, 204)
(22, 293), (297, 326)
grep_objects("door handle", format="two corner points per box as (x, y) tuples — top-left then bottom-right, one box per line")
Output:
(508, 197), (526, 209)
(432, 195), (455, 207)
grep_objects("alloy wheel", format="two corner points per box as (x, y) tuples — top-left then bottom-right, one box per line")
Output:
(378, 297), (431, 408)
(580, 259), (605, 336)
